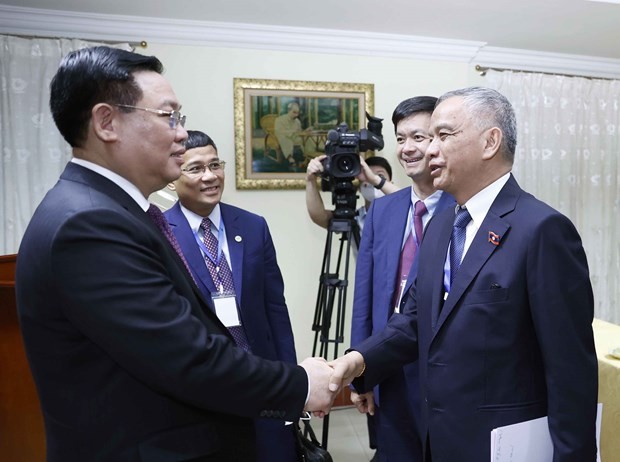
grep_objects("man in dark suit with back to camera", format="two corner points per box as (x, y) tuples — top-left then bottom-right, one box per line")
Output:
(330, 86), (598, 462)
(164, 129), (298, 462)
(15, 46), (333, 462)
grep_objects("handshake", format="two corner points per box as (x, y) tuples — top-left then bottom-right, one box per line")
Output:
(299, 351), (366, 417)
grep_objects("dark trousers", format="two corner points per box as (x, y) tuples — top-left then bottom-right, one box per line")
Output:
(425, 434), (432, 462)
(374, 370), (423, 462)
(367, 413), (377, 449)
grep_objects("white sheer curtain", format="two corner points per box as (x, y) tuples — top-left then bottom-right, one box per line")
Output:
(0, 35), (130, 255)
(486, 69), (620, 324)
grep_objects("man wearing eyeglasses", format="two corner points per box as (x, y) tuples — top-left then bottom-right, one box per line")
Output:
(164, 130), (298, 462)
(15, 46), (334, 462)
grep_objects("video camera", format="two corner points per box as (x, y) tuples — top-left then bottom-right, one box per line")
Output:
(321, 112), (384, 219)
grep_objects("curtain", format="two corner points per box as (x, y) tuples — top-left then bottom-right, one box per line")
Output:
(0, 35), (130, 255)
(486, 69), (620, 324)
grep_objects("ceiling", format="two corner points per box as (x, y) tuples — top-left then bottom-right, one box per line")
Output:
(1, 0), (620, 60)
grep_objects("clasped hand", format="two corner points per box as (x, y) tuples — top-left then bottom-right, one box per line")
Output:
(299, 351), (365, 417)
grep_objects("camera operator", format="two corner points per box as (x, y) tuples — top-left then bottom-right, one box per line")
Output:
(305, 154), (397, 233)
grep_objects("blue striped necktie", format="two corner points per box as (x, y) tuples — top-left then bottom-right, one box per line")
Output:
(449, 206), (472, 287)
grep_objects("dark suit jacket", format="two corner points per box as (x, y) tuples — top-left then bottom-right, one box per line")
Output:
(351, 188), (454, 460)
(16, 163), (307, 462)
(165, 201), (297, 461)
(354, 175), (598, 462)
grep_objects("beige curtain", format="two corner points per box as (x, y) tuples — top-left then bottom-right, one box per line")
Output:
(0, 35), (130, 255)
(486, 69), (620, 324)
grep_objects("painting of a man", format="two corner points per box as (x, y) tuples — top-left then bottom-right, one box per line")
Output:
(274, 102), (312, 168)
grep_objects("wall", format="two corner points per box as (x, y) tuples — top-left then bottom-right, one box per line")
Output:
(147, 42), (483, 360)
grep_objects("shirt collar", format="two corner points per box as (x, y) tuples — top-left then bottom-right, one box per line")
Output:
(180, 203), (222, 233)
(71, 158), (150, 211)
(410, 186), (444, 216)
(461, 172), (511, 227)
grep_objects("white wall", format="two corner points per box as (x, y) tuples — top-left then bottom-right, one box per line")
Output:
(147, 43), (484, 360)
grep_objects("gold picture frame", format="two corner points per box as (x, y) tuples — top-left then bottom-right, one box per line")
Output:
(233, 78), (374, 190)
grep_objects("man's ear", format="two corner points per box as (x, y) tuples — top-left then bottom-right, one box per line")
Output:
(482, 127), (503, 160)
(167, 182), (176, 191)
(91, 103), (118, 142)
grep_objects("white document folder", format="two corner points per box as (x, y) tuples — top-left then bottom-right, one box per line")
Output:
(490, 403), (602, 462)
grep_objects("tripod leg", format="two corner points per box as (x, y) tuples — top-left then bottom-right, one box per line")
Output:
(310, 219), (359, 450)
(312, 229), (334, 356)
(332, 233), (354, 358)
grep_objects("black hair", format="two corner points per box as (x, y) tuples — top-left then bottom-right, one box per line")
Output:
(49, 46), (163, 147)
(365, 156), (392, 180)
(185, 130), (218, 152)
(391, 96), (438, 134)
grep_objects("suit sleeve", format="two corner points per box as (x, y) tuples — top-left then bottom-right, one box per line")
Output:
(260, 218), (297, 363)
(50, 208), (307, 421)
(352, 284), (420, 393)
(526, 213), (598, 461)
(351, 202), (376, 347)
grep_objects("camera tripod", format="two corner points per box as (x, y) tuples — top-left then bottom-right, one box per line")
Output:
(310, 215), (360, 449)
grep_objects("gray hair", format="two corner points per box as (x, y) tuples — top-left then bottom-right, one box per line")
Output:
(437, 87), (517, 162)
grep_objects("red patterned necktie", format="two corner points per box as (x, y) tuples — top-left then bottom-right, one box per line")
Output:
(392, 200), (428, 310)
(413, 200), (428, 247)
(200, 218), (251, 352)
(147, 204), (196, 285)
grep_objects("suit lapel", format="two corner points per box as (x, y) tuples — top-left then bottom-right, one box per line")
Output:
(65, 165), (223, 332)
(221, 204), (244, 300)
(164, 203), (235, 339)
(429, 211), (454, 329)
(404, 191), (456, 296)
(435, 215), (510, 332)
(433, 177), (519, 336)
(384, 190), (412, 316)
(65, 166), (228, 338)
(166, 203), (217, 296)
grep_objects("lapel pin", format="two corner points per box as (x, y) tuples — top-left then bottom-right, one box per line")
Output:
(488, 231), (501, 246)
(235, 235), (242, 243)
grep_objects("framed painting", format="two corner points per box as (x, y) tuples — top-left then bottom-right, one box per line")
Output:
(233, 78), (374, 190)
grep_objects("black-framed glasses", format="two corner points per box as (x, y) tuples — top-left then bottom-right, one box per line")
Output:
(114, 104), (186, 129)
(181, 161), (226, 178)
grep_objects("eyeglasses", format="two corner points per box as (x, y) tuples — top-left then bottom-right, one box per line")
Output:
(113, 104), (186, 129)
(181, 161), (226, 178)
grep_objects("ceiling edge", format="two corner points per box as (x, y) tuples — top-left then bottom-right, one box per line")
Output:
(2, 4), (620, 79)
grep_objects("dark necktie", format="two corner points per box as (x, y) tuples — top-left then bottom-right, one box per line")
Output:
(147, 204), (196, 284)
(200, 218), (251, 352)
(449, 206), (472, 287)
(393, 200), (428, 310)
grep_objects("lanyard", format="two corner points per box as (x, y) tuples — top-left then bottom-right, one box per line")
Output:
(193, 220), (227, 267)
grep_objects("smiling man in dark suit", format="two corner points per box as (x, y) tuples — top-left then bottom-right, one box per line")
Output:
(165, 130), (298, 461)
(15, 46), (333, 462)
(330, 86), (598, 462)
